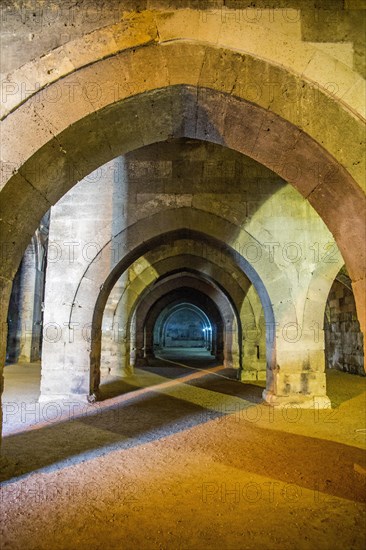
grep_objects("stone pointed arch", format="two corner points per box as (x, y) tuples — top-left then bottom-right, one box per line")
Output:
(1, 30), (365, 426)
(129, 273), (240, 370)
(2, 78), (364, 333)
(39, 213), (279, 403)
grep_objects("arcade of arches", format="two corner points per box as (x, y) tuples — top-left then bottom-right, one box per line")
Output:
(0, 2), (365, 550)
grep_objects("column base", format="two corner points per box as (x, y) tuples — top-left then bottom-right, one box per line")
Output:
(224, 355), (240, 369)
(135, 357), (149, 367)
(38, 393), (92, 403)
(262, 390), (331, 409)
(241, 370), (266, 382)
(109, 365), (134, 377)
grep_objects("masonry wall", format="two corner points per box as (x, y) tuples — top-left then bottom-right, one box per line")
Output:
(2, 1), (364, 78)
(40, 138), (343, 402)
(325, 280), (365, 375)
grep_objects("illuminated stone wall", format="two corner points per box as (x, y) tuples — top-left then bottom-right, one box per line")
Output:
(1, 1), (365, 429)
(325, 279), (364, 376)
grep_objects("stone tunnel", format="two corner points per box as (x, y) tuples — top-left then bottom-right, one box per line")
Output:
(0, 2), (365, 549)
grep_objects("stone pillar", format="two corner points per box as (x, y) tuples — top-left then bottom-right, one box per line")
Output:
(144, 327), (155, 360)
(223, 319), (240, 369)
(241, 328), (266, 381)
(7, 237), (45, 363)
(263, 328), (331, 408)
(101, 323), (132, 377)
(135, 350), (146, 367)
(40, 335), (92, 402)
(101, 269), (135, 377)
(39, 158), (125, 402)
(215, 327), (224, 362)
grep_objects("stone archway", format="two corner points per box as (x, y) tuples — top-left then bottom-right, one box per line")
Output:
(130, 274), (239, 370)
(35, 219), (281, 403)
(148, 296), (222, 360)
(1, 24), (365, 434)
(2, 80), (364, 311)
(39, 213), (287, 404)
(101, 241), (250, 378)
(1, 38), (365, 324)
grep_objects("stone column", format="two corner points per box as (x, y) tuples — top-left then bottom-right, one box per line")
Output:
(40, 159), (125, 401)
(101, 275), (133, 378)
(7, 233), (46, 363)
(263, 326), (331, 409)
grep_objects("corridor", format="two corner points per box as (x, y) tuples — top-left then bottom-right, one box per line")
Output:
(1, 356), (365, 549)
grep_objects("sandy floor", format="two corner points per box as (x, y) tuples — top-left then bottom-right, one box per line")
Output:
(1, 350), (365, 550)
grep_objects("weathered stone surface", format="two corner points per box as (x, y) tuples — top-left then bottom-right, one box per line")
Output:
(33, 140), (356, 405)
(1, 2), (365, 437)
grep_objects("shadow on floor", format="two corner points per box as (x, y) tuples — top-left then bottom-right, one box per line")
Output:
(1, 382), (365, 503)
(0, 356), (365, 505)
(1, 353), (365, 504)
(144, 349), (265, 404)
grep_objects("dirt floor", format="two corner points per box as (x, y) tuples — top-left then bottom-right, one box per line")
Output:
(1, 349), (365, 550)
